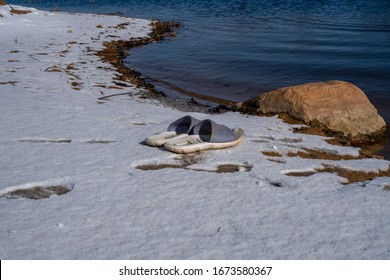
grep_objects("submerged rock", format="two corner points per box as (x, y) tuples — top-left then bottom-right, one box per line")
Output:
(238, 80), (386, 143)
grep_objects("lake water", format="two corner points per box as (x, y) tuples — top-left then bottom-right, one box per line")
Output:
(9, 0), (390, 158)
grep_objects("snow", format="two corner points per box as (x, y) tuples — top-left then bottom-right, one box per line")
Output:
(1, 5), (390, 260)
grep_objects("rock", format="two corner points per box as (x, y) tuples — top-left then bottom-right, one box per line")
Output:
(0, 0), (7, 6)
(238, 80), (386, 142)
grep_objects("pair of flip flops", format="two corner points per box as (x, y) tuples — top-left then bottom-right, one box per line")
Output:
(145, 115), (245, 154)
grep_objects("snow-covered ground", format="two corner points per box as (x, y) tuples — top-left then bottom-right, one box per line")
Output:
(1, 5), (390, 259)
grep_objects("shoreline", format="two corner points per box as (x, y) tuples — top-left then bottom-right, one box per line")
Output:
(96, 20), (234, 114)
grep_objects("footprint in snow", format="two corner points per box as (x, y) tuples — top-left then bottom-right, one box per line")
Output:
(85, 138), (116, 144)
(17, 137), (117, 144)
(136, 155), (252, 173)
(18, 137), (72, 143)
(0, 180), (75, 200)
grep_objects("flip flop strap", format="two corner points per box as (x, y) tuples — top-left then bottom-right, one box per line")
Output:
(193, 119), (238, 143)
(167, 115), (201, 134)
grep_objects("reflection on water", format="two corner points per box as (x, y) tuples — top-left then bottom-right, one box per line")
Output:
(9, 0), (390, 158)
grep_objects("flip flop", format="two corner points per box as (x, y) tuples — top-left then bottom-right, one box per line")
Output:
(144, 115), (201, 147)
(164, 119), (245, 153)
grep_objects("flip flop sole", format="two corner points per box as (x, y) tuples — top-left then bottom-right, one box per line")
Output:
(164, 128), (245, 154)
(144, 131), (187, 147)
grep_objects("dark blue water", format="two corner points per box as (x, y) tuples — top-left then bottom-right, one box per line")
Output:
(9, 0), (390, 157)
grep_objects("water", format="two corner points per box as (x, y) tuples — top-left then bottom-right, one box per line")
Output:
(9, 0), (390, 158)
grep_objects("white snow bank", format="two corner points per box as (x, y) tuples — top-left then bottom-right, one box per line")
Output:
(0, 5), (389, 260)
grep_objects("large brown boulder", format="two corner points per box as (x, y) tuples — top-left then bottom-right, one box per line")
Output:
(238, 80), (386, 142)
